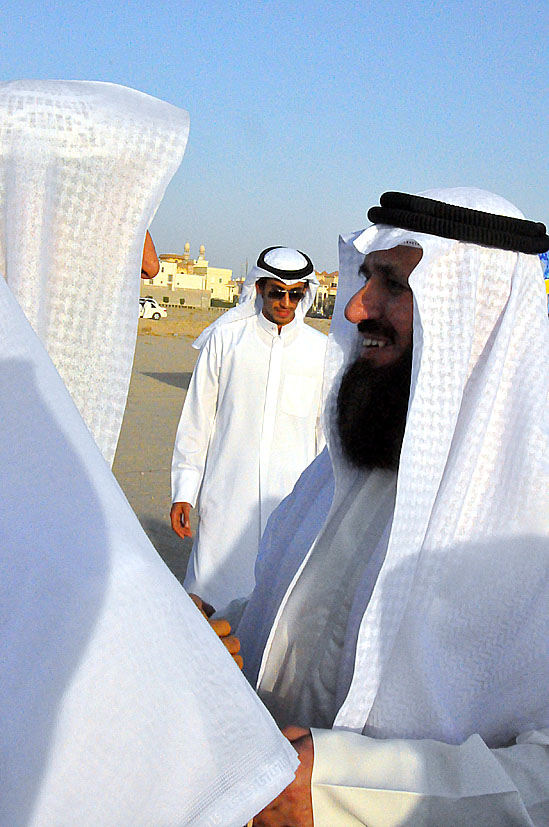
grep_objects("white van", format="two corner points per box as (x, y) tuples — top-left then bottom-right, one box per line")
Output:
(139, 298), (167, 320)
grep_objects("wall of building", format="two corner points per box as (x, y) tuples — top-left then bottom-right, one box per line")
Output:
(139, 285), (211, 309)
(145, 245), (237, 305)
(205, 267), (236, 302)
(174, 272), (207, 291)
(147, 258), (178, 287)
(312, 270), (339, 316)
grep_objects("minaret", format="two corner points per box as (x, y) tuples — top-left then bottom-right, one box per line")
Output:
(193, 244), (208, 278)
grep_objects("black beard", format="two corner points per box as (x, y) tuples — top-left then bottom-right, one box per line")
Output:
(336, 347), (412, 470)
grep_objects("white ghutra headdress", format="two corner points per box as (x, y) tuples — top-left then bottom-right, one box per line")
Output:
(0, 81), (298, 826)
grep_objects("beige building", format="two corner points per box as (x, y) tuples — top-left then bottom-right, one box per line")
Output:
(312, 270), (339, 317)
(142, 243), (238, 305)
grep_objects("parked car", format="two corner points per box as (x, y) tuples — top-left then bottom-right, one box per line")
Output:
(139, 298), (167, 320)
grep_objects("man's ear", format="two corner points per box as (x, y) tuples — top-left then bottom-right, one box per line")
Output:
(255, 282), (262, 295)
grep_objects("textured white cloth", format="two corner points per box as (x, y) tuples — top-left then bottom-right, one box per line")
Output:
(236, 187), (549, 821)
(0, 280), (298, 826)
(311, 727), (549, 825)
(258, 471), (396, 730)
(337, 188), (549, 742)
(173, 311), (326, 607)
(0, 79), (188, 463)
(0, 80), (299, 827)
(239, 449), (549, 824)
(192, 246), (320, 349)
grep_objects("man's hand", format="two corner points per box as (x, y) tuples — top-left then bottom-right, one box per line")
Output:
(189, 593), (215, 618)
(189, 593), (243, 669)
(209, 617), (243, 669)
(253, 726), (313, 826)
(171, 501), (192, 538)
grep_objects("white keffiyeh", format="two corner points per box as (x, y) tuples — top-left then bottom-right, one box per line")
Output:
(0, 81), (298, 827)
(333, 188), (549, 744)
(0, 79), (188, 463)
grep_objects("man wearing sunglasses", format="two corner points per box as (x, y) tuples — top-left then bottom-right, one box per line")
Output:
(171, 246), (327, 608)
(256, 281), (308, 328)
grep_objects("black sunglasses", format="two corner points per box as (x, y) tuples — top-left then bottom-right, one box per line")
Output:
(266, 287), (306, 303)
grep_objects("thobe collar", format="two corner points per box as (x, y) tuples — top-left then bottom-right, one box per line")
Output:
(256, 311), (301, 346)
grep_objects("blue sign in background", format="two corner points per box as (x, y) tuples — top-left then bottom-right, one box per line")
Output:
(540, 252), (549, 279)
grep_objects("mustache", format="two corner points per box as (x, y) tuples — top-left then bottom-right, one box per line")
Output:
(357, 319), (395, 340)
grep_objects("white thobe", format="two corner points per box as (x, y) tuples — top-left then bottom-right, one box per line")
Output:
(311, 727), (549, 826)
(0, 267), (300, 827)
(172, 312), (326, 607)
(235, 452), (549, 825)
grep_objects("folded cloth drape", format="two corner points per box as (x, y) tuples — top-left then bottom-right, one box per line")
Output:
(0, 79), (187, 463)
(0, 80), (297, 827)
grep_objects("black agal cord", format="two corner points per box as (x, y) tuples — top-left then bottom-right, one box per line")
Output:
(257, 247), (314, 278)
(368, 192), (549, 254)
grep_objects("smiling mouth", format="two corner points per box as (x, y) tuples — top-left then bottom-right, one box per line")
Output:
(363, 337), (388, 348)
(361, 335), (394, 350)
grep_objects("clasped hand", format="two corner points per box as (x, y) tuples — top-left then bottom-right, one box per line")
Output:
(189, 593), (243, 669)
(190, 595), (314, 825)
(253, 725), (314, 826)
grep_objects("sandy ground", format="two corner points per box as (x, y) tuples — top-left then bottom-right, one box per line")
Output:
(113, 309), (330, 584)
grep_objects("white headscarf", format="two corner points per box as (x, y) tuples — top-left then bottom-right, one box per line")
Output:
(0, 81), (298, 826)
(0, 79), (188, 463)
(193, 245), (320, 349)
(331, 188), (549, 745)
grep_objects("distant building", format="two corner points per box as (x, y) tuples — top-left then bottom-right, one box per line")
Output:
(141, 243), (238, 307)
(312, 270), (339, 317)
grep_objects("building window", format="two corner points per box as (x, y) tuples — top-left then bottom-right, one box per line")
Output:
(219, 278), (222, 283)
(179, 298), (185, 305)
(163, 297), (169, 304)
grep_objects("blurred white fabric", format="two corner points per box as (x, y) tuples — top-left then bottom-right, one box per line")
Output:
(0, 81), (298, 827)
(0, 79), (188, 463)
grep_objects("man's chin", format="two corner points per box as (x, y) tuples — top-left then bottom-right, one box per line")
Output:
(336, 347), (412, 470)
(276, 311), (295, 324)
(358, 344), (401, 368)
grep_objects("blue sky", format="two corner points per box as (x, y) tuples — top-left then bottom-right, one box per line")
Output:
(2, 0), (547, 274)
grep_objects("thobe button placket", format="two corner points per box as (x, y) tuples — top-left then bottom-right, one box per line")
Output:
(259, 335), (283, 535)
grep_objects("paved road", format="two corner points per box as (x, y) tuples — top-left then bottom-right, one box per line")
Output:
(113, 331), (198, 584)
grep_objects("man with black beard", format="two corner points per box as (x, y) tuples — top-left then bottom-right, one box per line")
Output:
(337, 244), (419, 470)
(214, 189), (549, 826)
